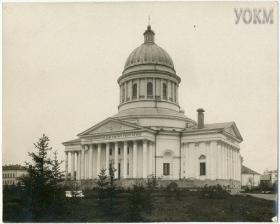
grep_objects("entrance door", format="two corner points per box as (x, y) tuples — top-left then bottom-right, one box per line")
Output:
(118, 163), (121, 179)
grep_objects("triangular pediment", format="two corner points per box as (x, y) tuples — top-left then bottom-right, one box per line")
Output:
(224, 122), (243, 142)
(77, 118), (146, 136)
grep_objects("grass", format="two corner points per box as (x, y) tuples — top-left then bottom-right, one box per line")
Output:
(3, 188), (276, 222)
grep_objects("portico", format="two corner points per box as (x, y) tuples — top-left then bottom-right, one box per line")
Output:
(64, 127), (155, 180)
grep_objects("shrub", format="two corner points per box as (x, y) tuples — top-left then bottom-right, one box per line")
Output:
(199, 184), (229, 199)
(146, 174), (159, 191)
(166, 182), (178, 192)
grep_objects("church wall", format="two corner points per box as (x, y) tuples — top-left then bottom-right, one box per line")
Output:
(119, 101), (180, 111)
(138, 117), (186, 128)
(156, 134), (180, 179)
(182, 139), (241, 182)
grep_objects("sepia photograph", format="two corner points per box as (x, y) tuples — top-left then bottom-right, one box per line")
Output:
(2, 1), (278, 222)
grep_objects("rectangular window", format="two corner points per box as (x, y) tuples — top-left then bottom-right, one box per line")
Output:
(109, 148), (112, 156)
(163, 163), (170, 176)
(118, 148), (121, 155)
(127, 163), (129, 176)
(200, 162), (206, 176)
(127, 147), (129, 154)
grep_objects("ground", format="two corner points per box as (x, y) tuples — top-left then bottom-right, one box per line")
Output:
(3, 188), (276, 222)
(245, 193), (277, 201)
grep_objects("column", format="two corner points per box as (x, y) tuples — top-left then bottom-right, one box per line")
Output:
(65, 152), (69, 180)
(153, 78), (156, 98)
(185, 143), (188, 178)
(149, 142), (153, 176)
(133, 141), (137, 178)
(88, 145), (93, 179)
(137, 79), (140, 99)
(85, 146), (88, 179)
(143, 140), (147, 178)
(114, 142), (118, 179)
(123, 141), (128, 178)
(81, 146), (85, 179)
(210, 141), (216, 180)
(71, 152), (75, 180)
(97, 143), (101, 176)
(222, 143), (225, 179)
(76, 151), (81, 180)
(105, 143), (110, 175)
(217, 142), (222, 179)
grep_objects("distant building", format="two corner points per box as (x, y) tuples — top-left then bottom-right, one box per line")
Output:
(261, 169), (278, 184)
(2, 165), (28, 186)
(241, 165), (260, 187)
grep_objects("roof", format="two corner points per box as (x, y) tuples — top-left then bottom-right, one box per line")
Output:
(185, 122), (233, 130)
(241, 165), (260, 175)
(113, 107), (194, 121)
(62, 138), (81, 145)
(3, 165), (27, 171)
(183, 121), (243, 142)
(123, 26), (175, 74)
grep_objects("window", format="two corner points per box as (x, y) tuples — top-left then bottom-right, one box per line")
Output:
(200, 162), (206, 176)
(163, 83), (167, 99)
(174, 85), (177, 102)
(163, 163), (170, 176)
(127, 163), (129, 176)
(118, 148), (121, 155)
(122, 86), (125, 102)
(127, 147), (129, 154)
(147, 82), (153, 98)
(109, 148), (112, 155)
(132, 83), (137, 99)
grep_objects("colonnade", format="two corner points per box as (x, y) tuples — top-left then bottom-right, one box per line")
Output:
(65, 139), (154, 180)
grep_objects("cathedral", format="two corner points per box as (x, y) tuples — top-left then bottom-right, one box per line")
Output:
(63, 25), (243, 188)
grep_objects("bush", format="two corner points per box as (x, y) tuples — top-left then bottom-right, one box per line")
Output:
(166, 182), (178, 192)
(146, 175), (159, 191)
(199, 184), (229, 199)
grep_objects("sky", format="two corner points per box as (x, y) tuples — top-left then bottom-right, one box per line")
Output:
(3, 2), (278, 174)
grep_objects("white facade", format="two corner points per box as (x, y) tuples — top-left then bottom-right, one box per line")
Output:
(2, 165), (28, 186)
(63, 25), (243, 185)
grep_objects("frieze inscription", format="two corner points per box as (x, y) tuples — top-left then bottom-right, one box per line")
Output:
(92, 132), (141, 141)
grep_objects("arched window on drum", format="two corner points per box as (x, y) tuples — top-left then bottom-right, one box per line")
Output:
(199, 155), (206, 176)
(163, 83), (167, 100)
(132, 83), (137, 99)
(147, 82), (153, 98)
(122, 86), (125, 102)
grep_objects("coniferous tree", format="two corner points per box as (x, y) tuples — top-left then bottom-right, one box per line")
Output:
(20, 134), (64, 221)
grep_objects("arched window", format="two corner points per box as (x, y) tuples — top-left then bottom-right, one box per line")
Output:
(174, 85), (177, 102)
(132, 83), (137, 99)
(147, 82), (153, 98)
(199, 155), (206, 176)
(163, 83), (167, 99)
(122, 86), (125, 102)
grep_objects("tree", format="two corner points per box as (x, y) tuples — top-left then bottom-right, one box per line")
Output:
(51, 151), (64, 185)
(19, 134), (64, 221)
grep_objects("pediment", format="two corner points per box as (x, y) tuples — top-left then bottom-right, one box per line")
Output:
(224, 122), (243, 142)
(78, 118), (145, 136)
(225, 127), (235, 136)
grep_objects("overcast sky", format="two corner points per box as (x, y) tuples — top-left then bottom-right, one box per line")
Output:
(3, 2), (277, 174)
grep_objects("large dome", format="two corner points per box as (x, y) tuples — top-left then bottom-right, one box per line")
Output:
(123, 25), (175, 73)
(124, 43), (174, 70)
